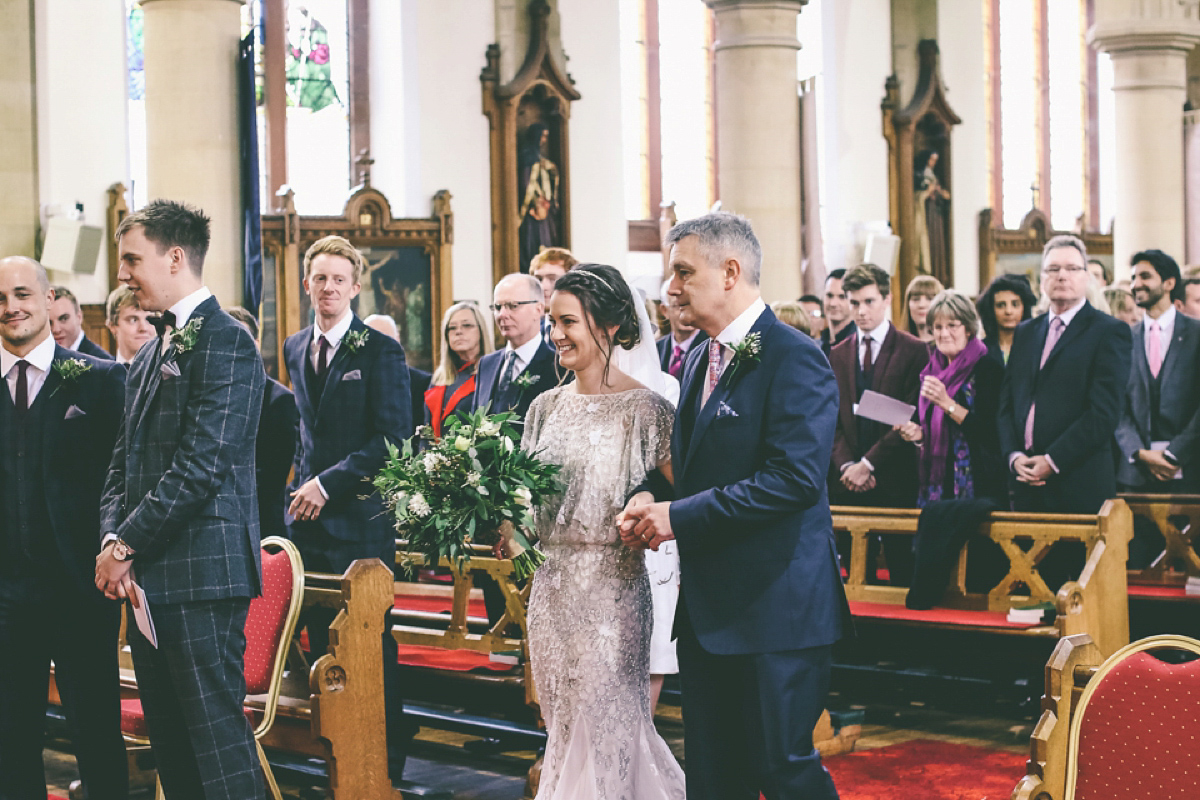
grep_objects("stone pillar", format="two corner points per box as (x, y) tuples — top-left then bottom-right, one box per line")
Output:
(0, 0), (39, 257)
(1091, 4), (1200, 279)
(706, 0), (806, 302)
(141, 0), (244, 305)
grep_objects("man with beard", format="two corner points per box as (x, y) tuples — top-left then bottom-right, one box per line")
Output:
(820, 269), (856, 358)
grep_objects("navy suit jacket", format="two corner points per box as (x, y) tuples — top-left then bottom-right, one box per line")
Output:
(77, 334), (113, 360)
(101, 296), (265, 604)
(471, 340), (560, 421)
(666, 307), (848, 655)
(24, 346), (126, 590)
(284, 316), (411, 557)
(997, 302), (1132, 513)
(656, 330), (709, 373)
(1115, 313), (1200, 490)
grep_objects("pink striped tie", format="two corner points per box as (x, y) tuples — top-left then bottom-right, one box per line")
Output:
(1025, 316), (1066, 449)
(1148, 320), (1162, 378)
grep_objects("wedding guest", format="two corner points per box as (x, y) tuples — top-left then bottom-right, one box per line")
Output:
(104, 284), (155, 366)
(426, 301), (495, 436)
(531, 247), (578, 345)
(772, 300), (813, 337)
(901, 274), (944, 342)
(1088, 258), (1112, 288)
(365, 313), (430, 425)
(799, 294), (825, 337)
(1106, 286), (1142, 326)
(977, 274), (1037, 366)
(657, 278), (708, 379)
(49, 284), (112, 359)
(0, 256), (127, 800)
(472, 273), (558, 424)
(227, 306), (298, 540)
(821, 269), (856, 358)
(1176, 276), (1200, 318)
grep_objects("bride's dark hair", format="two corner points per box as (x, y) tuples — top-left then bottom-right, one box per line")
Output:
(552, 263), (641, 381)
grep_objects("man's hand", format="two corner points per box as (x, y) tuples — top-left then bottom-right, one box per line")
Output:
(1138, 449), (1180, 482)
(895, 422), (923, 443)
(620, 500), (675, 551)
(95, 544), (138, 606)
(1014, 454), (1052, 485)
(617, 491), (655, 547)
(841, 461), (874, 492)
(288, 478), (328, 521)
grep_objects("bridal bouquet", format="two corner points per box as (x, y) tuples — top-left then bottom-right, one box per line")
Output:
(375, 408), (562, 580)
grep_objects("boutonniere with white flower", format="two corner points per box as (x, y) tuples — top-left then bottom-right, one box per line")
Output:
(50, 357), (91, 397)
(514, 372), (540, 391)
(169, 317), (204, 355)
(724, 332), (762, 382)
(342, 328), (369, 353)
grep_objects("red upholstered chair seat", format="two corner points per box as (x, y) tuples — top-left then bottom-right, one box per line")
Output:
(1073, 649), (1200, 799)
(121, 697), (255, 740)
(244, 549), (297, 695)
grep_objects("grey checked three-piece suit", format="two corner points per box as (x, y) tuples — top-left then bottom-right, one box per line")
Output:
(101, 294), (267, 800)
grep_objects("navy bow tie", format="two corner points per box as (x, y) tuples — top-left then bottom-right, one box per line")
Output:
(150, 311), (177, 338)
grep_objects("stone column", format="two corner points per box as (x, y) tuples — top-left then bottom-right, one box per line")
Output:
(1091, 4), (1200, 279)
(141, 0), (244, 305)
(706, 0), (806, 302)
(0, 0), (39, 257)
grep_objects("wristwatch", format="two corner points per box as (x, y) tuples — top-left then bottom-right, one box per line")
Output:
(111, 538), (135, 562)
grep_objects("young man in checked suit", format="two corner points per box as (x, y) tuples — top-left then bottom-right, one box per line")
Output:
(96, 200), (267, 800)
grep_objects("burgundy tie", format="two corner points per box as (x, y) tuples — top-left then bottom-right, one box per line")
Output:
(317, 336), (330, 375)
(862, 336), (874, 373)
(668, 345), (685, 379)
(14, 360), (28, 412)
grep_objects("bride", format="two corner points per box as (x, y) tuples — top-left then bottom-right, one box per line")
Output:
(511, 263), (686, 798)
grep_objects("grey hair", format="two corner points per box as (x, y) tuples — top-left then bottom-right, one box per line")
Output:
(496, 272), (544, 304)
(664, 212), (763, 287)
(927, 289), (981, 338)
(0, 256), (50, 291)
(1043, 234), (1087, 265)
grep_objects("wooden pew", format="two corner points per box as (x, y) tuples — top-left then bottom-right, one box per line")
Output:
(833, 499), (1133, 658)
(1119, 492), (1200, 584)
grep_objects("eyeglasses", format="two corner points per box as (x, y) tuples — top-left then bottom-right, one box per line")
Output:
(1043, 266), (1088, 274)
(489, 301), (540, 313)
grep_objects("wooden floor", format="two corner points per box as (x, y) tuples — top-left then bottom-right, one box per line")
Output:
(42, 697), (1032, 799)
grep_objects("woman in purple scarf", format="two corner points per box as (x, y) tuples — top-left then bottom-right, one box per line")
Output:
(896, 290), (1006, 505)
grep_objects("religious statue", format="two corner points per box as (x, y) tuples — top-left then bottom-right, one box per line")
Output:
(517, 123), (561, 273)
(914, 149), (951, 280)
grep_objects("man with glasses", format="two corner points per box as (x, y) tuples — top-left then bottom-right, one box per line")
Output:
(998, 235), (1131, 582)
(472, 273), (558, 426)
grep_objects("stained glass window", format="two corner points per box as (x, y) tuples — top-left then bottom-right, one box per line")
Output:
(127, 1), (148, 210)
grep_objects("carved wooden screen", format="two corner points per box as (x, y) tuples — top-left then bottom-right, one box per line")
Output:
(978, 207), (1112, 293)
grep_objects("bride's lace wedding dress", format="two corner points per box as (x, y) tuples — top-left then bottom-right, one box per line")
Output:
(522, 385), (687, 799)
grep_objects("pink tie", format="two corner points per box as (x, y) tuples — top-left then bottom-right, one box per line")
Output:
(1148, 320), (1162, 378)
(1025, 316), (1066, 449)
(703, 339), (723, 406)
(668, 344), (685, 379)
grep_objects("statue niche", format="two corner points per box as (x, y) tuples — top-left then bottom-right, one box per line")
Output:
(516, 89), (566, 273)
(913, 115), (952, 284)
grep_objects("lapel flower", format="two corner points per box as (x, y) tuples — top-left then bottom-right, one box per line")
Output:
(515, 371), (540, 390)
(169, 317), (204, 355)
(724, 332), (762, 382)
(50, 357), (91, 396)
(341, 328), (369, 353)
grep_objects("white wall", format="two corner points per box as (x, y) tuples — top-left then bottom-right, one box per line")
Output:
(939, 0), (986, 296)
(820, 0), (892, 273)
(34, 0), (129, 303)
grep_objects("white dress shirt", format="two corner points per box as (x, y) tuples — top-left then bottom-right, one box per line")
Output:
(858, 321), (890, 371)
(502, 334), (544, 378)
(710, 298), (767, 376)
(1, 333), (56, 407)
(161, 287), (214, 354)
(69, 330), (85, 351)
(310, 309), (355, 371)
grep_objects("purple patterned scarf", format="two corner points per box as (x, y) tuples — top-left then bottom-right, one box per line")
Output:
(918, 336), (987, 491)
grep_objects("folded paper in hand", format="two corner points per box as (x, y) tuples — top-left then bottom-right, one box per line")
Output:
(853, 390), (917, 427)
(131, 581), (158, 649)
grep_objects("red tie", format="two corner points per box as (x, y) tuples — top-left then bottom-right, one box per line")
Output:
(317, 336), (330, 375)
(862, 336), (874, 373)
(14, 360), (28, 412)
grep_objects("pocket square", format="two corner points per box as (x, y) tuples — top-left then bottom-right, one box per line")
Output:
(64, 404), (87, 420)
(160, 360), (181, 379)
(716, 401), (739, 419)
(342, 369), (362, 381)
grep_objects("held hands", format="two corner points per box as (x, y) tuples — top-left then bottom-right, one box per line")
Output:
(95, 544), (139, 607)
(840, 461), (876, 493)
(618, 492), (674, 551)
(288, 478), (327, 521)
(1013, 454), (1053, 485)
(920, 376), (951, 410)
(895, 421), (924, 444)
(1138, 449), (1179, 482)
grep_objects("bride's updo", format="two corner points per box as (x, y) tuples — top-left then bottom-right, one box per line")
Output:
(553, 263), (642, 353)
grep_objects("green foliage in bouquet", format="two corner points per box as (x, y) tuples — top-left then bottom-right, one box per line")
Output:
(374, 407), (563, 580)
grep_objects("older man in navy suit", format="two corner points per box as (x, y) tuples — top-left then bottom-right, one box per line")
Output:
(0, 256), (127, 800)
(283, 235), (415, 778)
(97, 200), (266, 799)
(622, 213), (847, 800)
(473, 273), (558, 424)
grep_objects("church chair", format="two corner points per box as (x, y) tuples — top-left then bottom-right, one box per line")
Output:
(120, 536), (306, 800)
(1063, 634), (1200, 800)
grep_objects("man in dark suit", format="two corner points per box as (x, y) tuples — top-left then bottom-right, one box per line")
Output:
(227, 306), (298, 540)
(104, 285), (156, 367)
(97, 200), (266, 799)
(365, 313), (431, 418)
(283, 235), (414, 778)
(622, 212), (847, 800)
(998, 234), (1132, 524)
(49, 284), (112, 359)
(0, 256), (127, 800)
(472, 273), (558, 424)
(656, 279), (708, 379)
(821, 268), (857, 358)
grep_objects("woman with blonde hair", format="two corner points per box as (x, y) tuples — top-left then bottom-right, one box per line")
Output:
(424, 301), (495, 436)
(770, 300), (813, 337)
(902, 275), (945, 342)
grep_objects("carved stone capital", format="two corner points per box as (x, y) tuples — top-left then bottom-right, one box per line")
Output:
(1089, 19), (1200, 56)
(705, 0), (807, 52)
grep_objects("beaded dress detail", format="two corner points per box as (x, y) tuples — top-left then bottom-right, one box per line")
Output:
(522, 385), (686, 799)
